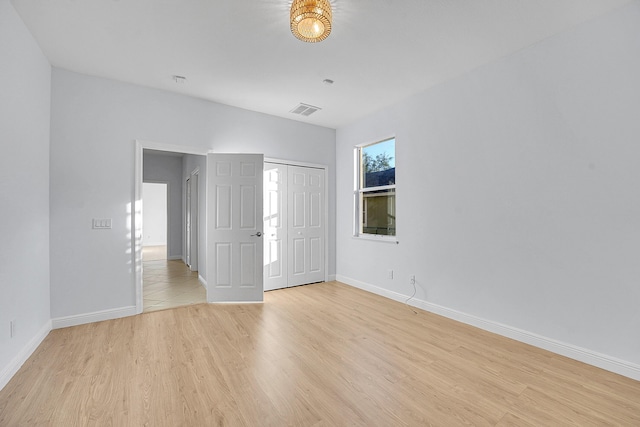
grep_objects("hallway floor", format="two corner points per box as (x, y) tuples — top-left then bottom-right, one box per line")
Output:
(142, 246), (206, 312)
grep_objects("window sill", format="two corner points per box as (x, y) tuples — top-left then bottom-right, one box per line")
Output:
(353, 234), (398, 244)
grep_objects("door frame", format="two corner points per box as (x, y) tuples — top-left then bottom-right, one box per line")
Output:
(186, 169), (199, 272)
(133, 140), (208, 314)
(264, 157), (329, 285)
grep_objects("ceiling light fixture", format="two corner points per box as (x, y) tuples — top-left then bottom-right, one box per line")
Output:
(290, 0), (332, 43)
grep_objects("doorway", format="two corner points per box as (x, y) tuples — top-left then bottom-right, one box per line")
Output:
(137, 146), (207, 312)
(142, 182), (168, 260)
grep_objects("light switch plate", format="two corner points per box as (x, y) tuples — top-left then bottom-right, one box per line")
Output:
(92, 218), (112, 229)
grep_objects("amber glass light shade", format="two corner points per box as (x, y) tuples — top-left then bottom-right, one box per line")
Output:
(290, 0), (332, 43)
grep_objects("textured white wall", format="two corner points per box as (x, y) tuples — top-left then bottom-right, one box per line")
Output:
(49, 69), (336, 319)
(336, 2), (640, 368)
(0, 0), (51, 386)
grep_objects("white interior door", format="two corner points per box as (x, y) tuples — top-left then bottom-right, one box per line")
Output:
(263, 163), (287, 291)
(288, 165), (325, 287)
(207, 153), (264, 302)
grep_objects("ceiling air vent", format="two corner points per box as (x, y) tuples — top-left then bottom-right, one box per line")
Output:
(290, 103), (321, 116)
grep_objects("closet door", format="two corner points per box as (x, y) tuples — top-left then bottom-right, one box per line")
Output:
(263, 163), (288, 291)
(288, 166), (325, 287)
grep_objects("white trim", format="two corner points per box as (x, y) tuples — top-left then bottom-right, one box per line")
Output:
(327, 274), (336, 282)
(167, 255), (183, 261)
(199, 275), (207, 288)
(208, 301), (264, 304)
(264, 157), (325, 170)
(0, 321), (52, 391)
(359, 184), (396, 192)
(136, 139), (209, 156)
(52, 306), (137, 329)
(352, 234), (399, 244)
(336, 274), (640, 381)
(134, 141), (143, 313)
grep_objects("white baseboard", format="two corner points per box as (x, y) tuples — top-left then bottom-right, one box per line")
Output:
(327, 274), (337, 282)
(52, 306), (137, 329)
(198, 274), (207, 288)
(336, 274), (640, 381)
(167, 255), (182, 261)
(0, 320), (52, 391)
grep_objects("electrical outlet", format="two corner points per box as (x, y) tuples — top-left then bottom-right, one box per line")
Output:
(387, 270), (394, 279)
(410, 275), (416, 285)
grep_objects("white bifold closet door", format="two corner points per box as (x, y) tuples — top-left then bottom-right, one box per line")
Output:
(264, 162), (325, 291)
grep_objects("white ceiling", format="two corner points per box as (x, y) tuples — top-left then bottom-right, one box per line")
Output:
(11, 0), (632, 129)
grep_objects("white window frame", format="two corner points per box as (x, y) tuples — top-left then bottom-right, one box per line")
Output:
(353, 137), (397, 243)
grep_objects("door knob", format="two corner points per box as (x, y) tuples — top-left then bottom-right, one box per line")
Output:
(251, 231), (263, 237)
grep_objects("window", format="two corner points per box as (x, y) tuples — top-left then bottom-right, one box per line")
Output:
(355, 137), (396, 238)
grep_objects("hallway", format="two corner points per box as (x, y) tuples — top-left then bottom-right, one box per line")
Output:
(142, 246), (206, 312)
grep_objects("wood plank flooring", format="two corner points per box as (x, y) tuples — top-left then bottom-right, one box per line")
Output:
(142, 245), (206, 312)
(1, 281), (639, 426)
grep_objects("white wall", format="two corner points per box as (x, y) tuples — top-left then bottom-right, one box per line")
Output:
(0, 0), (51, 388)
(142, 182), (167, 247)
(49, 69), (336, 319)
(143, 152), (183, 258)
(336, 2), (640, 376)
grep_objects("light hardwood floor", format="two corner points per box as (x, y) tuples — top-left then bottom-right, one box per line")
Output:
(143, 246), (205, 312)
(1, 281), (639, 425)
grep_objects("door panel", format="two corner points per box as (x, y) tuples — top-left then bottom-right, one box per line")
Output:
(292, 238), (305, 275)
(263, 163), (287, 291)
(310, 237), (322, 272)
(240, 243), (257, 287)
(240, 185), (256, 228)
(207, 153), (264, 302)
(216, 185), (232, 228)
(287, 165), (325, 287)
(215, 243), (232, 287)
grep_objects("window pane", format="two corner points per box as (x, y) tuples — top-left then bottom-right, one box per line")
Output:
(362, 138), (395, 188)
(361, 189), (396, 236)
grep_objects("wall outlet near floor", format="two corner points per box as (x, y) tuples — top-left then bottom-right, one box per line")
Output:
(10, 319), (16, 338)
(387, 269), (394, 279)
(410, 275), (416, 285)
